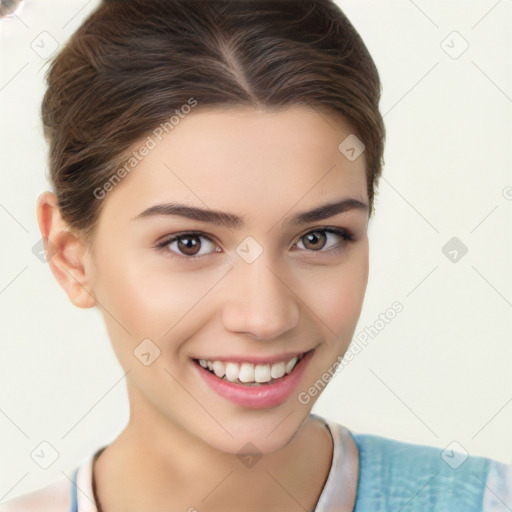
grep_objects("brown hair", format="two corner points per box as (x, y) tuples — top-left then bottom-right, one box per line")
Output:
(41, 0), (385, 243)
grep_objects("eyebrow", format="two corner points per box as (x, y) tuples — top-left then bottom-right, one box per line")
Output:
(133, 198), (368, 228)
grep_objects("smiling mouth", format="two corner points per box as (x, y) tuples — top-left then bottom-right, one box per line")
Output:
(193, 353), (307, 386)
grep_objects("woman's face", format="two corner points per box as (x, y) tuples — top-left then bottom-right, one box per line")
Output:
(83, 106), (369, 454)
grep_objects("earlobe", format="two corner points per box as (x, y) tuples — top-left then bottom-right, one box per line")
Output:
(36, 191), (97, 309)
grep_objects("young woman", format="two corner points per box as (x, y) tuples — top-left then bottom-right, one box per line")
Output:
(1, 1), (510, 511)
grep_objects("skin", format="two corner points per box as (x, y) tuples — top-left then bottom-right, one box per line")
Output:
(37, 106), (369, 512)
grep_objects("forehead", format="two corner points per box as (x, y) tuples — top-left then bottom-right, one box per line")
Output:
(101, 106), (368, 223)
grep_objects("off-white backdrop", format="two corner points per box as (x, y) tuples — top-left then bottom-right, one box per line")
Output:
(1, 0), (511, 502)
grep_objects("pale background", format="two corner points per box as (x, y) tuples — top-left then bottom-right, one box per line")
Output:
(1, 0), (511, 501)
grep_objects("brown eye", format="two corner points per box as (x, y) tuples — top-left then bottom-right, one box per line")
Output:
(176, 235), (202, 256)
(302, 231), (327, 251)
(296, 228), (352, 254)
(157, 232), (219, 258)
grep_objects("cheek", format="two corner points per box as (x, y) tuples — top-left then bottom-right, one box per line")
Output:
(304, 242), (369, 339)
(90, 244), (228, 342)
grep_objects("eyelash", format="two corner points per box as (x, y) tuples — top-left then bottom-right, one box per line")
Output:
(155, 227), (355, 261)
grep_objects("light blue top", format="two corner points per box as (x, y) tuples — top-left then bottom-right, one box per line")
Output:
(350, 432), (498, 511)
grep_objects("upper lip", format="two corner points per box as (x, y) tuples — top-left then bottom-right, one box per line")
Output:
(192, 348), (314, 365)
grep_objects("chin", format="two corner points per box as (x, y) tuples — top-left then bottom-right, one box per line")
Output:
(190, 404), (314, 456)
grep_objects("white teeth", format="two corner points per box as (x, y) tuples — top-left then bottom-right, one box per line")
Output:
(239, 362), (255, 383)
(225, 362), (240, 382)
(198, 354), (303, 384)
(285, 357), (298, 374)
(270, 361), (285, 379)
(212, 360), (225, 378)
(255, 364), (271, 383)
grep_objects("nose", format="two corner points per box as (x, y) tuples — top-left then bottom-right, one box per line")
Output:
(221, 256), (300, 340)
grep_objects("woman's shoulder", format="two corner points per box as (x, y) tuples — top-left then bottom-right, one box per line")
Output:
(0, 470), (77, 512)
(349, 429), (512, 512)
(0, 449), (98, 512)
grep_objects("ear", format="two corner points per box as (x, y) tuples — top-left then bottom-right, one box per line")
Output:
(36, 191), (96, 309)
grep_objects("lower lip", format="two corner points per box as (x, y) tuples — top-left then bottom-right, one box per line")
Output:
(194, 350), (314, 409)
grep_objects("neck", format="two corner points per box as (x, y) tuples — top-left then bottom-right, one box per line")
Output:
(93, 385), (335, 511)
